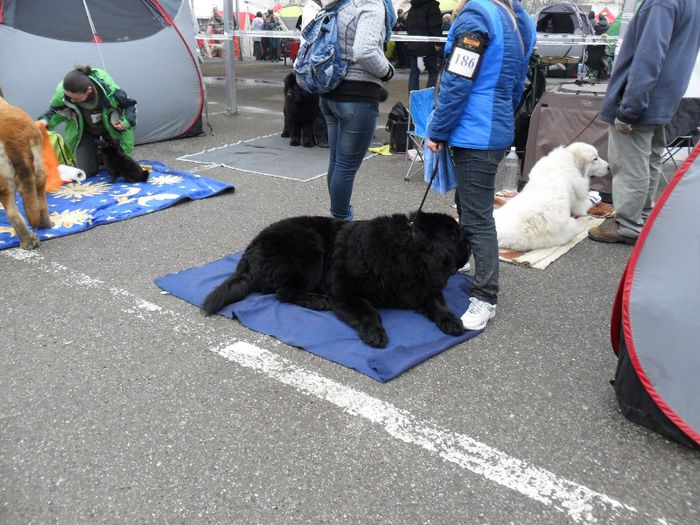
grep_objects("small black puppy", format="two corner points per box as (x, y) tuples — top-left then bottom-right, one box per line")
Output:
(281, 72), (318, 148)
(99, 136), (149, 183)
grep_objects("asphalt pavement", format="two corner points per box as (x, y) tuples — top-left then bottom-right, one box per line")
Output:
(1, 58), (697, 524)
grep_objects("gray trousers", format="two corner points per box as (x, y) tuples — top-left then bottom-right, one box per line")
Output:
(75, 132), (102, 177)
(608, 123), (666, 238)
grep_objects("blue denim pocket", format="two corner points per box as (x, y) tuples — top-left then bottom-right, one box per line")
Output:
(328, 100), (356, 120)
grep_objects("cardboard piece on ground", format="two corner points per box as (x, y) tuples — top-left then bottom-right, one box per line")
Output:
(499, 216), (605, 270)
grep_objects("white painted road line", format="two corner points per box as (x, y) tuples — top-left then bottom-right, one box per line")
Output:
(2, 248), (663, 524)
(209, 106), (284, 117)
(217, 341), (639, 524)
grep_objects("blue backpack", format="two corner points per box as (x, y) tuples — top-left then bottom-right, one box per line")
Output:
(294, 0), (350, 94)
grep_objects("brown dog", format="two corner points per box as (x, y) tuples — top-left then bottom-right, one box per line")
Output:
(0, 92), (53, 249)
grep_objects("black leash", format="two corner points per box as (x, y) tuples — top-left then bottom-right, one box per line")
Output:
(566, 111), (600, 146)
(409, 51), (447, 228)
(409, 152), (440, 226)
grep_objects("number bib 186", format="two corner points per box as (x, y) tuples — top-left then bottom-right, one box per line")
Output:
(446, 32), (487, 80)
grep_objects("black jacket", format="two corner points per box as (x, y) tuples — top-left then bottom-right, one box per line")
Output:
(406, 0), (442, 56)
(594, 18), (609, 35)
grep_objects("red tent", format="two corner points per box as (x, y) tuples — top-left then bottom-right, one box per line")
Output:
(598, 7), (616, 23)
(611, 144), (700, 449)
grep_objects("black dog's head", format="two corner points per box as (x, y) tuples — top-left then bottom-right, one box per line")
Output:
(98, 135), (121, 156)
(284, 73), (319, 109)
(284, 72), (305, 105)
(409, 211), (468, 272)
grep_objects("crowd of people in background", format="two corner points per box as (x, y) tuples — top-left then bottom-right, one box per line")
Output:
(588, 10), (610, 35)
(252, 10), (285, 61)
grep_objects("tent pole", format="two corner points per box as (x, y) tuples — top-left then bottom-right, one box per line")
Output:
(224, 0), (238, 115)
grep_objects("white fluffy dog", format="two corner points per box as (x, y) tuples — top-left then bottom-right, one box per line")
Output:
(494, 142), (609, 251)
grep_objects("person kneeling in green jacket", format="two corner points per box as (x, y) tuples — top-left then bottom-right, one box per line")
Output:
(39, 65), (137, 177)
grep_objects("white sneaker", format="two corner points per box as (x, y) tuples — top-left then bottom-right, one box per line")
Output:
(461, 297), (496, 330)
(457, 261), (471, 274)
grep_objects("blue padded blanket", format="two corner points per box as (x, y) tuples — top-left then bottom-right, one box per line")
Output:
(155, 252), (481, 382)
(0, 161), (233, 250)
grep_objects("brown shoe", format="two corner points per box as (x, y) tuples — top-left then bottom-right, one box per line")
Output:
(588, 218), (637, 245)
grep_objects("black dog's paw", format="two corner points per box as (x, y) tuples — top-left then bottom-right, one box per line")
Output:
(281, 130), (290, 138)
(289, 139), (301, 147)
(436, 316), (466, 336)
(304, 296), (332, 310)
(302, 141), (314, 148)
(359, 325), (389, 348)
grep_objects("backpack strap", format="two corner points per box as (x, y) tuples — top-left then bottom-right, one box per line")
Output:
(490, 0), (525, 57)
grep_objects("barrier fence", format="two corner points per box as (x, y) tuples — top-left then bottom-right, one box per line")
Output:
(198, 30), (618, 115)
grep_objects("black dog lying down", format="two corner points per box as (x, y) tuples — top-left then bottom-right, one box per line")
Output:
(99, 136), (149, 183)
(202, 212), (468, 347)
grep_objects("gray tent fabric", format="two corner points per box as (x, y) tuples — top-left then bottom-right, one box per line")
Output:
(180, 134), (376, 182)
(613, 144), (700, 445)
(536, 3), (594, 35)
(0, 0), (203, 145)
(5, 0), (166, 42)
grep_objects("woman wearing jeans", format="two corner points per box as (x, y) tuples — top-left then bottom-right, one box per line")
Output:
(319, 0), (396, 221)
(426, 0), (535, 330)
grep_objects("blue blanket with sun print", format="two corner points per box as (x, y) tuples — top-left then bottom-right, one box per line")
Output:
(0, 161), (233, 250)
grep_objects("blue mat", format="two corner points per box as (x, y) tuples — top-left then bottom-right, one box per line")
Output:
(0, 161), (233, 250)
(155, 252), (481, 382)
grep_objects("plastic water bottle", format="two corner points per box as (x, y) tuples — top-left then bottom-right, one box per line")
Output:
(577, 62), (585, 80)
(500, 147), (520, 195)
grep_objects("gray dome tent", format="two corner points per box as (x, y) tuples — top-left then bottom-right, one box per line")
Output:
(535, 3), (596, 62)
(536, 3), (595, 35)
(0, 0), (204, 144)
(611, 145), (700, 449)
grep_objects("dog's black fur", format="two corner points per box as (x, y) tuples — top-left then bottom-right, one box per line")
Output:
(281, 73), (319, 148)
(99, 136), (149, 183)
(202, 212), (469, 348)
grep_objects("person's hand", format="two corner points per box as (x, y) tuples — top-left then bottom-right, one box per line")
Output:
(426, 139), (443, 153)
(614, 117), (633, 135)
(113, 121), (126, 131)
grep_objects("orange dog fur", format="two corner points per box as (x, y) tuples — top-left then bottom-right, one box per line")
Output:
(0, 93), (53, 249)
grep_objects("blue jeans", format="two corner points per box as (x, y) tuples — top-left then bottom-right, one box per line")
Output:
(320, 98), (379, 220)
(408, 54), (438, 93)
(452, 148), (506, 305)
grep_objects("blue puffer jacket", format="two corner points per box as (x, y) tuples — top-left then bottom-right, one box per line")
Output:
(600, 0), (700, 125)
(427, 0), (535, 150)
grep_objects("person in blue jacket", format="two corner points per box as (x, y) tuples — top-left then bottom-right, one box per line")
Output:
(588, 0), (700, 245)
(426, 0), (535, 331)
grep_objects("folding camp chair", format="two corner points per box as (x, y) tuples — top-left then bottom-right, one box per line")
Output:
(583, 44), (610, 80)
(662, 127), (699, 171)
(404, 88), (435, 181)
